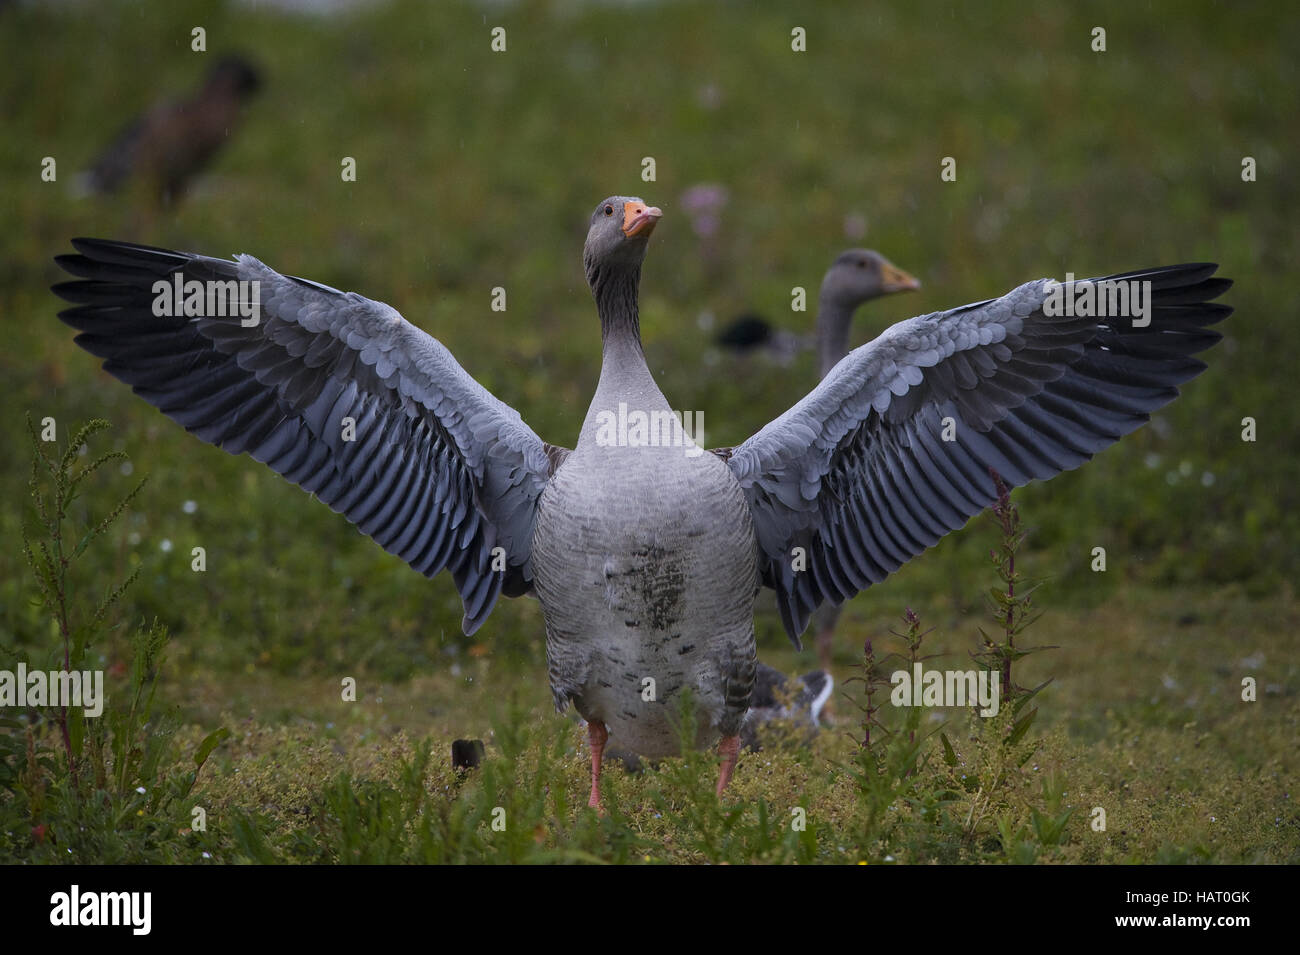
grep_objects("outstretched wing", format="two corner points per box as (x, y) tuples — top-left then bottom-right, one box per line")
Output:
(725, 263), (1232, 644)
(54, 238), (563, 634)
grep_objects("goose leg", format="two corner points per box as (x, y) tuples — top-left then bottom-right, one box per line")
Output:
(813, 604), (841, 720)
(715, 734), (741, 795)
(813, 603), (841, 670)
(815, 623), (835, 673)
(587, 720), (608, 810)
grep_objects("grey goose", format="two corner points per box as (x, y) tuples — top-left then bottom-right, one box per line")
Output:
(713, 249), (919, 375)
(53, 196), (1231, 807)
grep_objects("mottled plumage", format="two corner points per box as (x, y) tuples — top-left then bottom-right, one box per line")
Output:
(533, 357), (759, 757)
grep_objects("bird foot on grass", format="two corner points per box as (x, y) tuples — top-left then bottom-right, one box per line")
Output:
(715, 734), (741, 796)
(587, 720), (608, 815)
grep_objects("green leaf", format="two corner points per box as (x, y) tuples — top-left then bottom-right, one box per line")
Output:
(1012, 679), (1055, 716)
(1007, 706), (1038, 746)
(939, 731), (958, 767)
(194, 727), (231, 768)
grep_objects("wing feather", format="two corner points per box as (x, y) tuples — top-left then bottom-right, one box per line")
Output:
(727, 264), (1231, 644)
(54, 238), (565, 633)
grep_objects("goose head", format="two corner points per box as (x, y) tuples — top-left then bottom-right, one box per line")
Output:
(819, 248), (920, 309)
(583, 196), (662, 286)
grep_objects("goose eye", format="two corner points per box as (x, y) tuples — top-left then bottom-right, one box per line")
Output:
(604, 205), (614, 216)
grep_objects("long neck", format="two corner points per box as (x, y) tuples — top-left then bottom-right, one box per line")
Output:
(585, 263), (665, 425)
(592, 263), (644, 359)
(816, 290), (857, 379)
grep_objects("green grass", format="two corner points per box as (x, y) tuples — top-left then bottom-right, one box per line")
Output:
(1, 0), (1297, 863)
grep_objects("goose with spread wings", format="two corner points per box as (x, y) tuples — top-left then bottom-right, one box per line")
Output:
(53, 197), (1230, 806)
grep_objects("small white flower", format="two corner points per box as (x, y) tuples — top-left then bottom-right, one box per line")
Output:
(182, 500), (198, 514)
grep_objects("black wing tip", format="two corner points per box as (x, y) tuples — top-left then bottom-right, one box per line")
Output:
(70, 236), (174, 256)
(1098, 262), (1230, 290)
(50, 280), (94, 304)
(60, 237), (199, 276)
(52, 253), (98, 288)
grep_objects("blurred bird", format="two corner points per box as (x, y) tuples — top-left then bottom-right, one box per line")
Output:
(74, 54), (262, 206)
(813, 249), (921, 377)
(741, 663), (833, 751)
(713, 311), (810, 365)
(714, 249), (919, 374)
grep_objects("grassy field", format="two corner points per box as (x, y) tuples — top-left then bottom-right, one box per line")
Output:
(1, 0), (1296, 863)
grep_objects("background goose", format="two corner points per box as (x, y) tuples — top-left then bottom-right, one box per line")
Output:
(741, 663), (834, 752)
(73, 54), (262, 206)
(53, 197), (1230, 807)
(712, 249), (919, 372)
(712, 312), (809, 365)
(814, 249), (922, 379)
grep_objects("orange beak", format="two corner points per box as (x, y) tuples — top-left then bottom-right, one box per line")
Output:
(622, 200), (662, 238)
(880, 262), (921, 293)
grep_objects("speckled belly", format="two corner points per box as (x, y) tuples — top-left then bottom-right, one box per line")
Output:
(532, 447), (759, 758)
